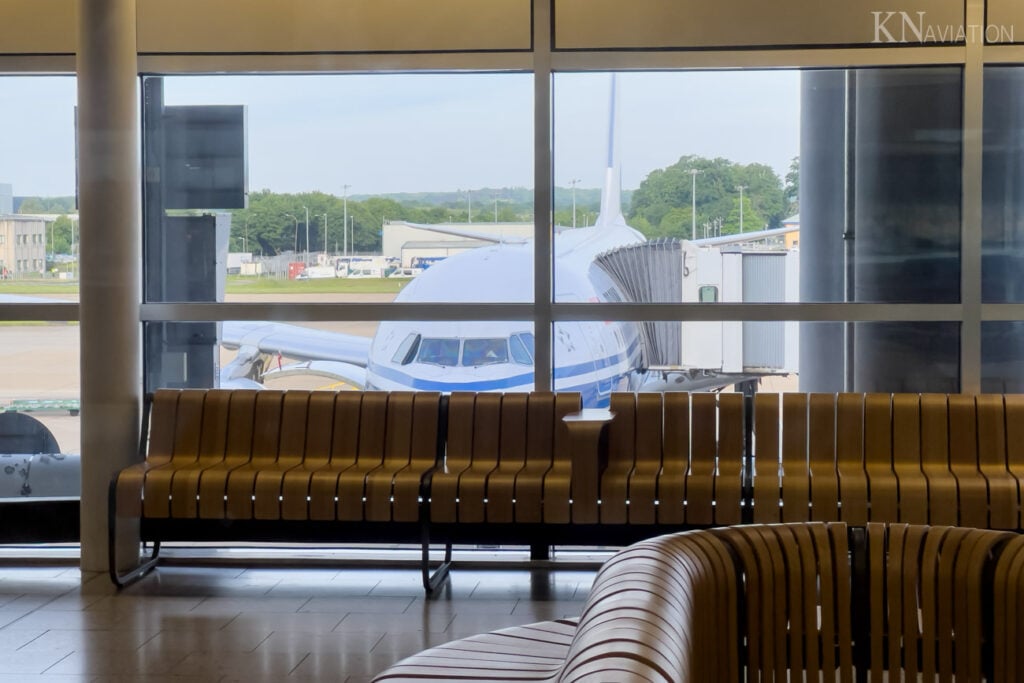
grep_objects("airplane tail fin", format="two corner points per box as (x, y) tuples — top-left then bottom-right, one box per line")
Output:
(595, 74), (624, 227)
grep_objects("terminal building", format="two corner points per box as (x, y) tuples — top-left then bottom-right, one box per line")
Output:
(1, 1), (1023, 680)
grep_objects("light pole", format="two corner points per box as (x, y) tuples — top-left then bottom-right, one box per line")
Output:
(303, 206), (310, 264)
(736, 185), (747, 233)
(689, 169), (702, 240)
(342, 184), (350, 259)
(493, 192), (500, 223)
(466, 189), (472, 223)
(321, 213), (328, 256)
(243, 215), (250, 254)
(284, 213), (298, 254)
(568, 179), (581, 228)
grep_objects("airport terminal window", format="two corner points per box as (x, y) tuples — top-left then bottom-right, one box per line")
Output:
(553, 69), (962, 305)
(142, 73), (533, 310)
(554, 319), (958, 402)
(0, 75), (81, 506)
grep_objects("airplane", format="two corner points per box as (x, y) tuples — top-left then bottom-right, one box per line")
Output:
(221, 163), (647, 408)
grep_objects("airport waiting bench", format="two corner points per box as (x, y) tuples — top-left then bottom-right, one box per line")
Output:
(374, 522), (1024, 682)
(110, 388), (1024, 590)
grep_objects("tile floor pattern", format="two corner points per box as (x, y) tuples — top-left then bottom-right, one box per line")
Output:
(0, 563), (595, 682)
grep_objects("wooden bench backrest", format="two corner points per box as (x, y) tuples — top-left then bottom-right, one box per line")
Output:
(560, 530), (738, 682)
(431, 392), (581, 525)
(755, 392), (1024, 530)
(131, 389), (442, 523)
(714, 522), (853, 681)
(867, 523), (1017, 681)
(603, 392), (744, 527)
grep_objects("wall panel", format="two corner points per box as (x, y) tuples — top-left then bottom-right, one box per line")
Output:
(987, 1), (1024, 44)
(137, 0), (531, 54)
(554, 0), (966, 50)
(0, 0), (76, 54)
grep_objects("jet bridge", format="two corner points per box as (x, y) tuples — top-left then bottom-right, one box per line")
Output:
(596, 239), (799, 378)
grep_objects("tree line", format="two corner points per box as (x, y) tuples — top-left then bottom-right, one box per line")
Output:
(20, 155), (799, 256)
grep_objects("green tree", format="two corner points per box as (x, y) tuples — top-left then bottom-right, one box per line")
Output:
(628, 155), (787, 239)
(50, 215), (74, 254)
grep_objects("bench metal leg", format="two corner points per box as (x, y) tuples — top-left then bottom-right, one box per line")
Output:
(107, 478), (162, 589)
(422, 539), (453, 594)
(109, 541), (161, 589)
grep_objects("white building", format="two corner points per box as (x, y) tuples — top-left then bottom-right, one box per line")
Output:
(382, 220), (534, 267)
(0, 215), (46, 278)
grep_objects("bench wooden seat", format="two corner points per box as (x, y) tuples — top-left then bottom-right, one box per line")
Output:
(109, 388), (446, 588)
(374, 522), (1024, 682)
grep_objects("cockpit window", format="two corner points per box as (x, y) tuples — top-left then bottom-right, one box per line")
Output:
(510, 333), (533, 365)
(462, 338), (509, 367)
(416, 338), (460, 366)
(391, 333), (421, 365)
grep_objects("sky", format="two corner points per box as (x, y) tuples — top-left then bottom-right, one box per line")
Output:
(0, 71), (799, 198)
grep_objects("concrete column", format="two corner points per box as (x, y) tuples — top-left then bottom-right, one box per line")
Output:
(77, 0), (142, 572)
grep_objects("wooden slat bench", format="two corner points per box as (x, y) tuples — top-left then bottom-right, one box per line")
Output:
(374, 522), (1024, 682)
(109, 388), (447, 588)
(111, 388), (1024, 593)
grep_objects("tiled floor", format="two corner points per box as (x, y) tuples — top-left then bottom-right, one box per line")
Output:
(0, 561), (595, 682)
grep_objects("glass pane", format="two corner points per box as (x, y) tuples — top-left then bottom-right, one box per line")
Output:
(142, 73), (533, 305)
(983, 67), (1024, 303)
(0, 76), (79, 301)
(982, 322), (1024, 393)
(0, 323), (80, 501)
(553, 68), (962, 304)
(147, 320), (535, 395)
(554, 319), (959, 406)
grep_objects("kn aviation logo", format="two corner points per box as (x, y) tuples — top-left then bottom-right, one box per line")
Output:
(871, 11), (1014, 44)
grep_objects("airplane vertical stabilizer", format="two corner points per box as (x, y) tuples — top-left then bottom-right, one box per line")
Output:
(596, 75), (624, 227)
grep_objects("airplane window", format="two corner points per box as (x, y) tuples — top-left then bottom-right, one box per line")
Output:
(510, 335), (532, 365)
(462, 338), (509, 367)
(392, 333), (421, 365)
(416, 338), (460, 366)
(519, 332), (535, 357)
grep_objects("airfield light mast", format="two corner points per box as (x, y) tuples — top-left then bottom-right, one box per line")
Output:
(342, 184), (350, 258)
(303, 206), (310, 264)
(736, 185), (747, 233)
(569, 178), (581, 228)
(689, 169), (702, 240)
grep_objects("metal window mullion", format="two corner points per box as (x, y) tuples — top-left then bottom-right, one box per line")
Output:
(139, 302), (536, 322)
(961, 0), (985, 393)
(550, 302), (962, 323)
(550, 46), (967, 71)
(533, 0), (554, 392)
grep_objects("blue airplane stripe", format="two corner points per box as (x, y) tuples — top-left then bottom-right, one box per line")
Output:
(552, 335), (641, 380)
(368, 334), (641, 393)
(367, 363), (534, 391)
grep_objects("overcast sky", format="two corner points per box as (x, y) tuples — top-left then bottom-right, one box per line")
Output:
(0, 71), (799, 198)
